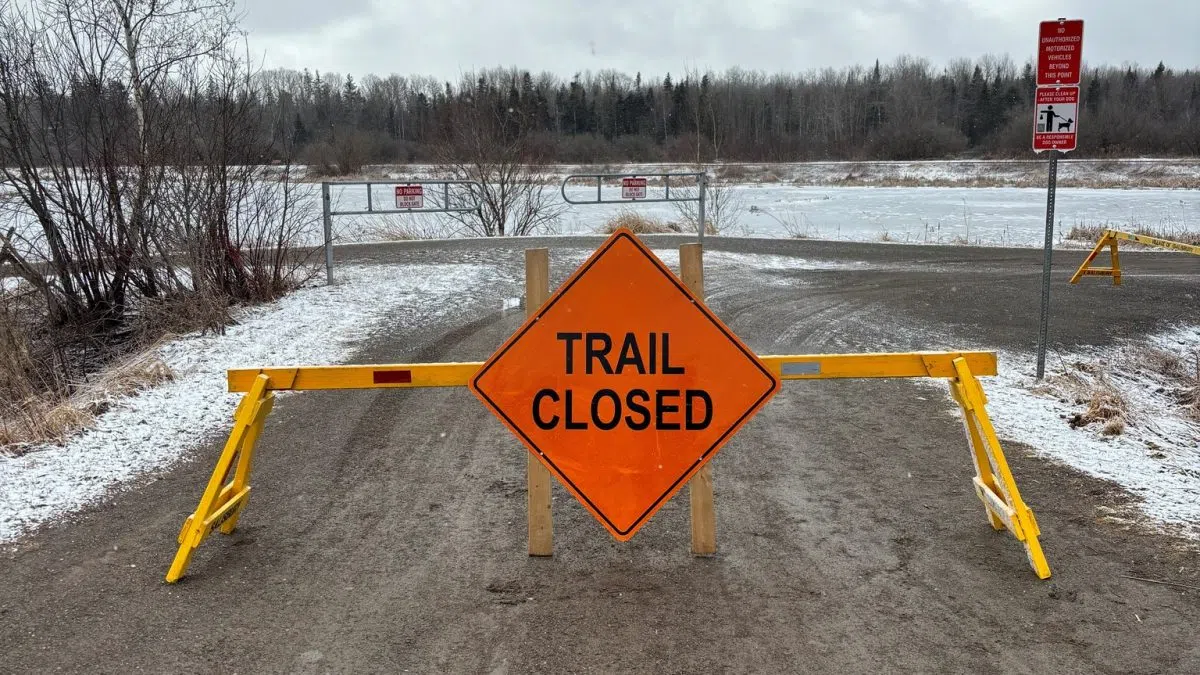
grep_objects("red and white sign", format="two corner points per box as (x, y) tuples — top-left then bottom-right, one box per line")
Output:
(621, 177), (647, 200)
(1037, 19), (1084, 86)
(395, 185), (423, 209)
(1033, 86), (1079, 152)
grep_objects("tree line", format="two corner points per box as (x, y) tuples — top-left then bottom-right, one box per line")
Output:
(261, 57), (1199, 169)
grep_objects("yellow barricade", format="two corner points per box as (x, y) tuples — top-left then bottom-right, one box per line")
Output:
(167, 351), (1051, 583)
(1071, 229), (1200, 285)
(167, 374), (274, 583)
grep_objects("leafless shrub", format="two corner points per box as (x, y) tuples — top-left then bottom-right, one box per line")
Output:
(433, 79), (566, 237)
(716, 164), (748, 181)
(0, 0), (317, 449)
(302, 127), (372, 177)
(670, 179), (742, 235)
(753, 206), (818, 239)
(364, 215), (454, 241)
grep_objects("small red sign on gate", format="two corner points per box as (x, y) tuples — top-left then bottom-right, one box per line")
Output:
(394, 185), (423, 209)
(621, 177), (648, 200)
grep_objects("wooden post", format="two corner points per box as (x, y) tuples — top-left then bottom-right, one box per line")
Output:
(680, 243), (716, 556)
(525, 248), (554, 556)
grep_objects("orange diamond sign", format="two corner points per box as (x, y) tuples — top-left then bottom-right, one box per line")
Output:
(470, 229), (780, 540)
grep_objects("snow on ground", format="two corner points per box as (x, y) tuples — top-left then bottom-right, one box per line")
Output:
(914, 325), (1200, 539)
(0, 262), (506, 543)
(5, 176), (1197, 254)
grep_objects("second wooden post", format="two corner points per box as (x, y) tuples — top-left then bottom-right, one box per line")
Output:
(525, 248), (554, 556)
(680, 243), (717, 556)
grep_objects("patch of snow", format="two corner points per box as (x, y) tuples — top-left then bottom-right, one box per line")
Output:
(859, 314), (1200, 538)
(968, 326), (1200, 538)
(0, 262), (503, 543)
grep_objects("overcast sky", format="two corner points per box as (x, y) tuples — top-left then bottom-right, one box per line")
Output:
(241, 0), (1199, 81)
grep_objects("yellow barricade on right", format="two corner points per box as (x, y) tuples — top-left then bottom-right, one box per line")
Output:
(946, 357), (1050, 579)
(1071, 229), (1200, 285)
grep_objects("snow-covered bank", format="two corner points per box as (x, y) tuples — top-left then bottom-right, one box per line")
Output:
(964, 326), (1200, 538)
(0, 263), (505, 543)
(354, 158), (1200, 189)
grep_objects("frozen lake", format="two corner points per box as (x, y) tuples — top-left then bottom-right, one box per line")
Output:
(5, 182), (1197, 254)
(326, 184), (1199, 247)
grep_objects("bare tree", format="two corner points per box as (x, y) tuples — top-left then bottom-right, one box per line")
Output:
(435, 81), (565, 237)
(670, 179), (746, 236)
(0, 0), (315, 393)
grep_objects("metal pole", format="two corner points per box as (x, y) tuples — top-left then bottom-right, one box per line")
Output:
(322, 182), (334, 285)
(697, 173), (706, 246)
(366, 182), (373, 212)
(1036, 151), (1058, 380)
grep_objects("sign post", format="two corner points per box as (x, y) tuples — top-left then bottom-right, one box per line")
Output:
(1033, 18), (1083, 380)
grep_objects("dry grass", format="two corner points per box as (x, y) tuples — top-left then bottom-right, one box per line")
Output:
(715, 164), (748, 181)
(1146, 349), (1200, 421)
(1034, 344), (1200, 438)
(1, 350), (173, 452)
(1066, 224), (1200, 246)
(1034, 363), (1130, 435)
(598, 210), (682, 235)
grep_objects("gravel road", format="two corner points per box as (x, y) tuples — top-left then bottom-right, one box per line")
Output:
(2, 236), (1198, 673)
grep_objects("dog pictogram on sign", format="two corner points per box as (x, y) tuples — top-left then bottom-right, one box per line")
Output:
(1033, 86), (1080, 152)
(469, 229), (780, 540)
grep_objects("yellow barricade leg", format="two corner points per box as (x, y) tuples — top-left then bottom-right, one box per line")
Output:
(1069, 232), (1112, 284)
(948, 358), (1051, 579)
(219, 393), (273, 534)
(1109, 237), (1121, 286)
(166, 374), (274, 583)
(950, 389), (1006, 532)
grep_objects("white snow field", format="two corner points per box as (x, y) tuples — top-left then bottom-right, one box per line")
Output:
(0, 263), (507, 543)
(5, 161), (1197, 251)
(323, 183), (1199, 247)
